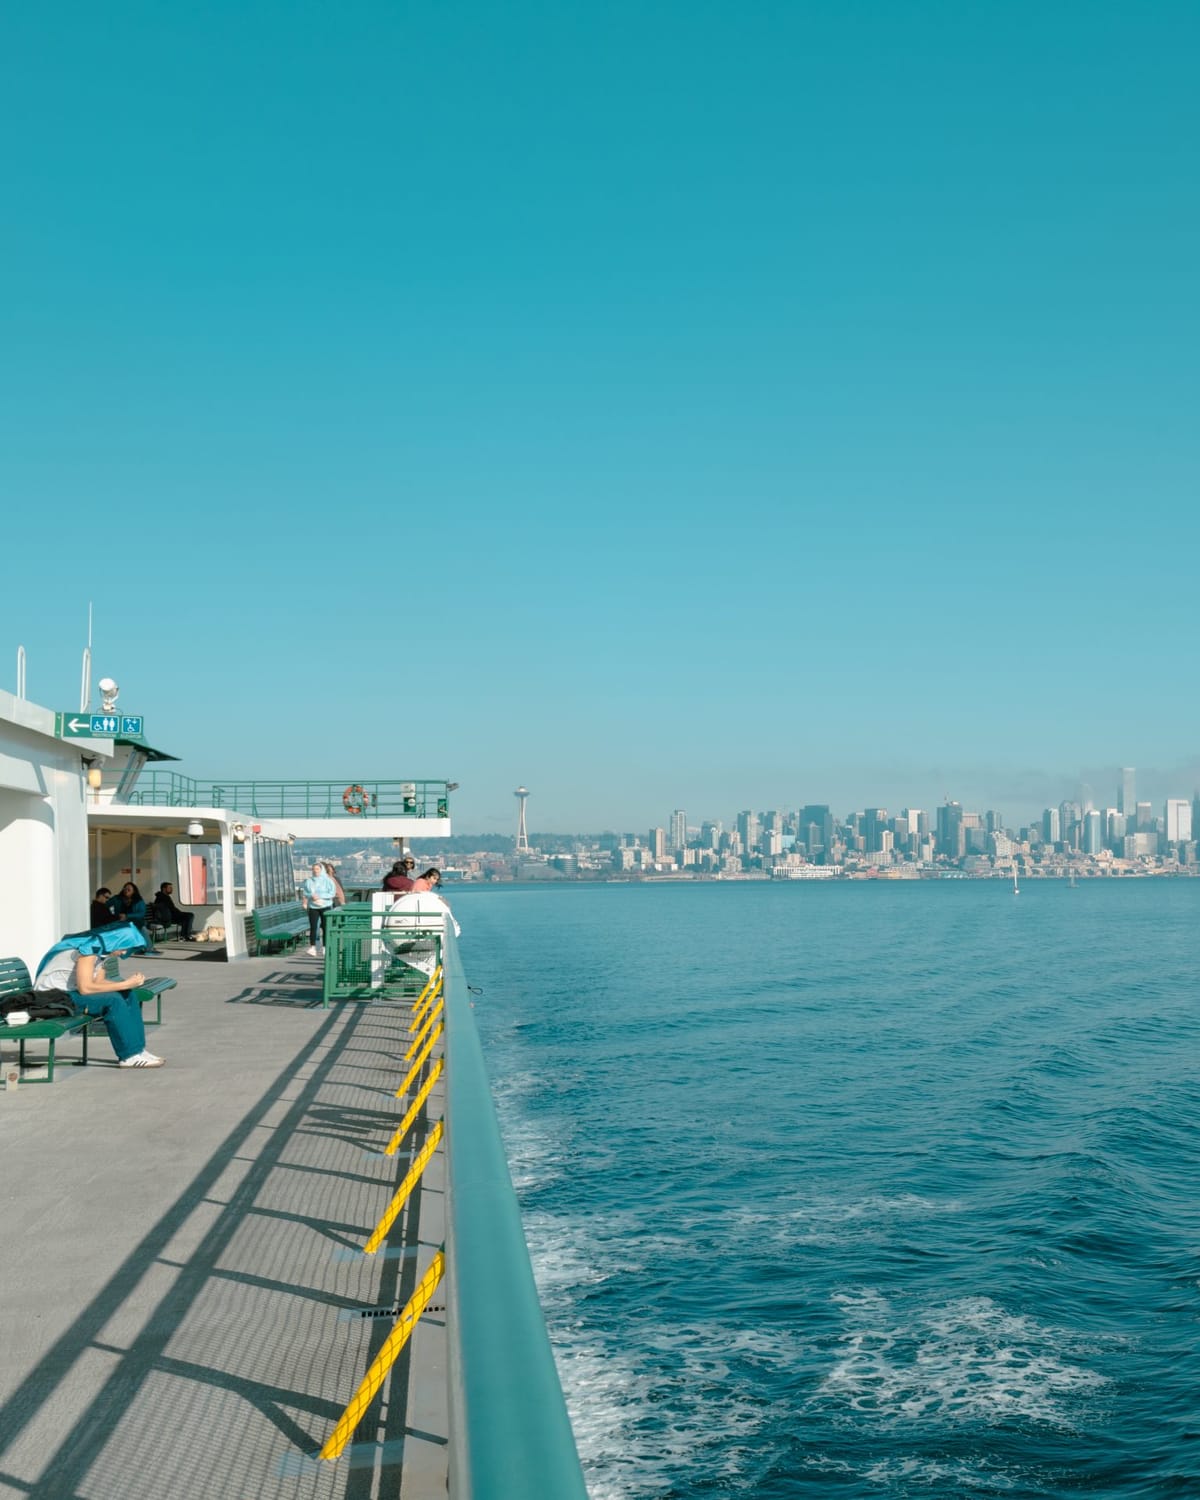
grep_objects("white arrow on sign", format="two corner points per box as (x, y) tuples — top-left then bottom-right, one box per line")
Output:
(68, 717), (90, 732)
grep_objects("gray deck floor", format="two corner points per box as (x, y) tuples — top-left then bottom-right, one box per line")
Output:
(0, 948), (448, 1500)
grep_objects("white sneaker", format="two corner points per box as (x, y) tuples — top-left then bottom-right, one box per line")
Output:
(306, 945), (317, 956)
(119, 1050), (165, 1069)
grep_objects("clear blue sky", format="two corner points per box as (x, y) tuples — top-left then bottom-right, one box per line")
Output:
(2, 2), (1197, 832)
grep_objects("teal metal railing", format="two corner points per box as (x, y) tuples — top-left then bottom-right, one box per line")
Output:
(441, 933), (588, 1500)
(111, 775), (452, 819)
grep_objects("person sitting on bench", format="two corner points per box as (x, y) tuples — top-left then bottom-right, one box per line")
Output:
(34, 922), (166, 1069)
(150, 881), (196, 941)
(90, 887), (114, 928)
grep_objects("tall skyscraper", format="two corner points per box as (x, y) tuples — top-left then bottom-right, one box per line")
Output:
(1083, 809), (1103, 854)
(937, 801), (964, 859)
(1119, 767), (1136, 816)
(1165, 799), (1192, 843)
(649, 827), (666, 861)
(1043, 807), (1061, 844)
(863, 808), (889, 854)
(799, 805), (833, 859)
(669, 809), (687, 852)
(736, 810), (760, 854)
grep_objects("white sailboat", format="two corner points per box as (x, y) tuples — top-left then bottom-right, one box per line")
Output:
(1012, 863), (1020, 896)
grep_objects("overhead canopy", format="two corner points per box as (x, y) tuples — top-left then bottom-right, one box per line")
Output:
(113, 733), (179, 763)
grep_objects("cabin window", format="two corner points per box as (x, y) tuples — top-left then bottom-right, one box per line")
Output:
(252, 837), (297, 907)
(175, 843), (224, 905)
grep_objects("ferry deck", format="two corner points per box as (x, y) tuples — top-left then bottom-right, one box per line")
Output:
(0, 685), (588, 1499)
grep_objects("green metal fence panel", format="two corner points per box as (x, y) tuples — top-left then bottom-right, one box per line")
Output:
(322, 904), (444, 1007)
(442, 933), (589, 1500)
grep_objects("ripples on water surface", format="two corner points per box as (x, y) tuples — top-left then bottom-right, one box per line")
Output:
(455, 881), (1200, 1498)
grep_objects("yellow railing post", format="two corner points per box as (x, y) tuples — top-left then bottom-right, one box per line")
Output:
(384, 1058), (443, 1156)
(319, 1250), (445, 1461)
(363, 1121), (444, 1254)
(409, 968), (444, 1033)
(395, 1023), (443, 1098)
(404, 998), (444, 1063)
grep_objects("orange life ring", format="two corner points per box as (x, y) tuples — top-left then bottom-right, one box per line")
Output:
(343, 784), (368, 815)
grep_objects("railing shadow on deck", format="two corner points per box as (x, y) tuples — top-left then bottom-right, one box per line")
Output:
(0, 1002), (435, 1500)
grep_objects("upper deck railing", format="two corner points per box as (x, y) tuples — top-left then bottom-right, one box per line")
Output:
(109, 774), (452, 819)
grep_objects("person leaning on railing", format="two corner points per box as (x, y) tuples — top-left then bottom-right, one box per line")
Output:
(381, 858), (415, 899)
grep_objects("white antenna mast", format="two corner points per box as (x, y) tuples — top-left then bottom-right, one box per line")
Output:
(16, 646), (26, 701)
(80, 602), (93, 712)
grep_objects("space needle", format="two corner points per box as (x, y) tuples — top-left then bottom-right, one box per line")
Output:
(514, 786), (530, 853)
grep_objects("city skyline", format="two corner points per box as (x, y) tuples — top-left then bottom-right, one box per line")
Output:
(479, 763), (1200, 839)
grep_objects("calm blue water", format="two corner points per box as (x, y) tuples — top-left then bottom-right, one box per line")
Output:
(454, 880), (1200, 1499)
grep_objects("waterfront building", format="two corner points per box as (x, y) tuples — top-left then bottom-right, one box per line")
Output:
(1043, 807), (1061, 845)
(1119, 766), (1136, 815)
(1135, 801), (1154, 832)
(649, 827), (666, 861)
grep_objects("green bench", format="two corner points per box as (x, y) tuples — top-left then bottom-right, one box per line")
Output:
(0, 955), (179, 1082)
(146, 910), (183, 943)
(0, 957), (91, 1084)
(101, 956), (177, 1026)
(247, 901), (309, 955)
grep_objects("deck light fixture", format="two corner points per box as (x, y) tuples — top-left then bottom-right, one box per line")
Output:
(98, 677), (119, 712)
(231, 823), (246, 842)
(186, 820), (205, 838)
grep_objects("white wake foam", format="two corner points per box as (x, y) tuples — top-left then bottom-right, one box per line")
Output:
(820, 1290), (1109, 1428)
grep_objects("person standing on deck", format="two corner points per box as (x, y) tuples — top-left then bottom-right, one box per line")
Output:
(323, 862), (346, 907)
(301, 862), (336, 956)
(34, 922), (165, 1068)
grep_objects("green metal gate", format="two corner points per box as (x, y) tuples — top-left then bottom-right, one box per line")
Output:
(322, 903), (444, 1007)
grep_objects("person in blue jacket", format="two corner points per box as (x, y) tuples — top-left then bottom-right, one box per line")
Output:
(34, 922), (165, 1069)
(301, 862), (336, 956)
(108, 881), (162, 954)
